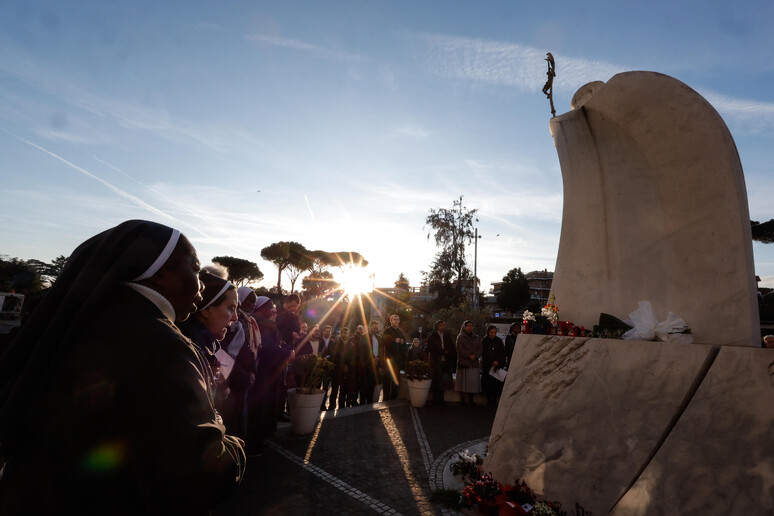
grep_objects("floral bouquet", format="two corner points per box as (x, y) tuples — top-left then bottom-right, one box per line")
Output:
(460, 472), (501, 506)
(523, 296), (561, 334)
(542, 296), (559, 324)
(449, 449), (484, 482)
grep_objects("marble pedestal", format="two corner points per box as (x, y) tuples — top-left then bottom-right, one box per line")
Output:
(484, 334), (774, 515)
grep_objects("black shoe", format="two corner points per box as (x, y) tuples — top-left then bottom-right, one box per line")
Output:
(278, 415), (291, 422)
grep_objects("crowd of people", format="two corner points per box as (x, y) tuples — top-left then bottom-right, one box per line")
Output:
(0, 220), (523, 514)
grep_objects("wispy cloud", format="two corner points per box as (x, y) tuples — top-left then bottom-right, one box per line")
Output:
(90, 156), (228, 242)
(35, 128), (110, 145)
(2, 128), (176, 222)
(304, 193), (316, 224)
(411, 32), (624, 94)
(246, 34), (368, 63)
(0, 43), (263, 152)
(412, 32), (774, 133)
(393, 124), (434, 139)
(699, 89), (774, 133)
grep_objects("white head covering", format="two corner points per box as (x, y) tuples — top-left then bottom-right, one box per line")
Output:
(237, 286), (255, 306)
(254, 296), (271, 311)
(131, 229), (180, 281)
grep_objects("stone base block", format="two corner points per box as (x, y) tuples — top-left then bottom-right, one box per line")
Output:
(484, 334), (774, 515)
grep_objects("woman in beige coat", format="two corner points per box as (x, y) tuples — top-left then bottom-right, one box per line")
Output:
(454, 320), (481, 405)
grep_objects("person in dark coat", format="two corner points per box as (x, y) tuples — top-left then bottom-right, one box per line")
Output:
(249, 296), (293, 451)
(342, 328), (361, 407)
(353, 324), (377, 405)
(504, 322), (521, 370)
(0, 220), (245, 515)
(425, 319), (454, 405)
(327, 326), (350, 410)
(381, 314), (407, 400)
(275, 294), (301, 417)
(319, 325), (335, 408)
(481, 325), (506, 407)
(407, 337), (427, 362)
(367, 320), (383, 400)
(275, 293), (301, 350)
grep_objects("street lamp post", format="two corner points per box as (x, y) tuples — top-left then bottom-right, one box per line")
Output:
(473, 227), (481, 307)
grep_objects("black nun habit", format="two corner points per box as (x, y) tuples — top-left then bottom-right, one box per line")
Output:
(0, 220), (245, 515)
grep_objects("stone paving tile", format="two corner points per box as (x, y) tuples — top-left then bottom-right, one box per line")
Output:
(215, 401), (498, 516)
(416, 403), (497, 458)
(213, 447), (371, 516)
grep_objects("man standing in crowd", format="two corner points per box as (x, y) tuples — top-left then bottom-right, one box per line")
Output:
(275, 293), (301, 420)
(425, 320), (453, 405)
(328, 326), (351, 410)
(276, 294), (301, 349)
(320, 325), (335, 408)
(381, 314), (406, 400)
(352, 324), (376, 405)
(368, 320), (382, 401)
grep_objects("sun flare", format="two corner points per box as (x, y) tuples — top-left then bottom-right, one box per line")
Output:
(338, 266), (373, 298)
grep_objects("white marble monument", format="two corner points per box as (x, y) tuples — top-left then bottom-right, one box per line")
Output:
(484, 72), (772, 515)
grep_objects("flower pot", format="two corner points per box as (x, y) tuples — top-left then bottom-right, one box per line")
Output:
(407, 378), (432, 408)
(287, 388), (325, 435)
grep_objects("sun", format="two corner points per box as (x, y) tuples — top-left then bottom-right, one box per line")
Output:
(338, 266), (373, 298)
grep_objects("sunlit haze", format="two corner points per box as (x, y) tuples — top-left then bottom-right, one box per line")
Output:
(2, 1), (774, 292)
(338, 266), (375, 299)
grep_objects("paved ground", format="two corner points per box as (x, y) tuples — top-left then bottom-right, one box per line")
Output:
(214, 400), (497, 516)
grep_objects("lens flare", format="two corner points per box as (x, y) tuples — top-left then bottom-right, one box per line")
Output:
(83, 441), (126, 472)
(338, 266), (373, 298)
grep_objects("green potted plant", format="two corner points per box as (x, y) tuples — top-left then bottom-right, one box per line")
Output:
(404, 359), (433, 407)
(294, 354), (334, 394)
(288, 355), (334, 434)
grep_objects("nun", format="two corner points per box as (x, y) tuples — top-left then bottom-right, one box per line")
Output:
(0, 220), (245, 515)
(177, 270), (238, 402)
(219, 287), (262, 440)
(246, 296), (292, 455)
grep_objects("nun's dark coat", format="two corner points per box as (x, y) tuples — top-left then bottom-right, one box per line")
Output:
(1, 287), (244, 515)
(248, 315), (290, 443)
(0, 220), (245, 515)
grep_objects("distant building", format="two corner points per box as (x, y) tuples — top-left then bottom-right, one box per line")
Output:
(408, 285), (436, 304)
(525, 269), (553, 306)
(487, 269), (554, 317)
(368, 284), (437, 322)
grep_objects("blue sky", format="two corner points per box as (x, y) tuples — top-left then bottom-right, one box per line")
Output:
(2, 0), (773, 293)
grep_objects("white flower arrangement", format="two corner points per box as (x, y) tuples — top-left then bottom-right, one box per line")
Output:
(541, 306), (558, 324)
(522, 310), (536, 322)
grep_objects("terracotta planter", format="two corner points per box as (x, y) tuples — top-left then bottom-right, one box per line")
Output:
(407, 378), (432, 407)
(287, 388), (325, 435)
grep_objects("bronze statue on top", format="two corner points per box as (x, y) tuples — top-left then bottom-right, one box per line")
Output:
(542, 52), (556, 117)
